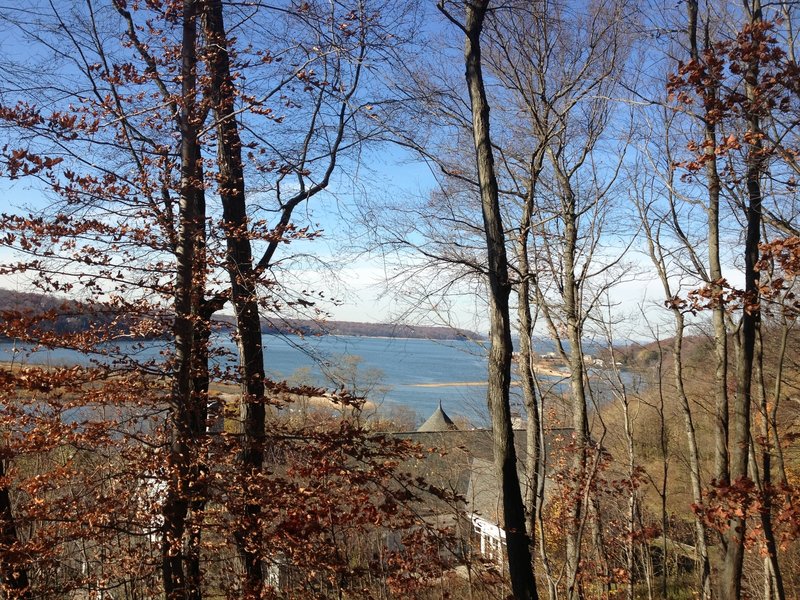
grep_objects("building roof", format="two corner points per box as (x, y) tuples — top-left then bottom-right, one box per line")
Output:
(416, 401), (458, 432)
(396, 427), (576, 523)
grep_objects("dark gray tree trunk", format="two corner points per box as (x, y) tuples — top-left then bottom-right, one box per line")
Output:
(202, 2), (266, 596)
(721, 2), (762, 597)
(162, 2), (207, 598)
(460, 1), (538, 597)
(0, 460), (30, 600)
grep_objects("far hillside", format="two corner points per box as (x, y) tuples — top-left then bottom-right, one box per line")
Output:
(0, 288), (482, 341)
(260, 317), (483, 340)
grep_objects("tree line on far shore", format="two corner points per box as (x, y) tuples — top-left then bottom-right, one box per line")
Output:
(0, 289), (481, 341)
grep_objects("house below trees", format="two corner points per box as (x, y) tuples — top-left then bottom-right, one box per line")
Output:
(398, 404), (574, 567)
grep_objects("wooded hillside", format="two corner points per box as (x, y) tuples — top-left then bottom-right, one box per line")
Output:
(0, 289), (481, 341)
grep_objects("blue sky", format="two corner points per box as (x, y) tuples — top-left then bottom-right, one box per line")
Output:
(0, 0), (758, 342)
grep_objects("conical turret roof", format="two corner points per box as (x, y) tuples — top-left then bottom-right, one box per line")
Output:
(417, 401), (458, 432)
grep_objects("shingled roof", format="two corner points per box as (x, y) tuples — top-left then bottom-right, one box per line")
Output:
(396, 427), (576, 522)
(416, 401), (458, 432)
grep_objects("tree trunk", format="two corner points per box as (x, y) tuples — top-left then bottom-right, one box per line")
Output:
(637, 90), (713, 598)
(0, 460), (30, 600)
(202, 2), (267, 595)
(770, 320), (789, 486)
(621, 383), (636, 600)
(516, 178), (542, 557)
(558, 180), (588, 600)
(686, 0), (730, 489)
(672, 312), (712, 599)
(461, 2), (537, 597)
(753, 331), (785, 600)
(720, 2), (763, 596)
(162, 2), (207, 598)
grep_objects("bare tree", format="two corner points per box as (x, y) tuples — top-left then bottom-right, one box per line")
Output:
(437, 1), (538, 597)
(0, 1), (419, 597)
(488, 5), (633, 594)
(634, 141), (713, 598)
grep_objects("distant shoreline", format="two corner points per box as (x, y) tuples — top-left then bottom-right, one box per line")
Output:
(0, 288), (486, 342)
(261, 329), (487, 343)
(409, 366), (569, 387)
(411, 381), (487, 388)
(265, 332), (486, 343)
